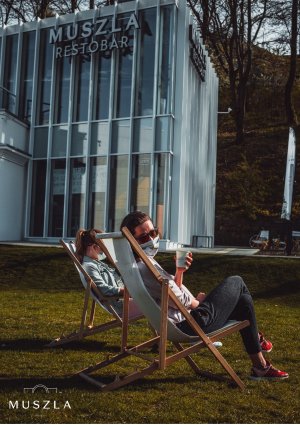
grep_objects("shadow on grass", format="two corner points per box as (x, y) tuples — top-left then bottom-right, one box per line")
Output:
(255, 280), (300, 301)
(0, 372), (234, 393)
(0, 376), (90, 392)
(0, 338), (121, 353)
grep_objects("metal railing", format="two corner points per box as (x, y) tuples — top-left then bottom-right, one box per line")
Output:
(0, 86), (16, 115)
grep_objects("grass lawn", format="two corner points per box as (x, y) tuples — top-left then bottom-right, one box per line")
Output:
(0, 245), (299, 424)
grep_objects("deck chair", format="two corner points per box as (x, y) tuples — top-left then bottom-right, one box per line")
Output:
(76, 229), (250, 390)
(48, 239), (143, 348)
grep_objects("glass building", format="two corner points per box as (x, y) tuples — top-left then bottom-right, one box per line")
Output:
(0, 0), (218, 247)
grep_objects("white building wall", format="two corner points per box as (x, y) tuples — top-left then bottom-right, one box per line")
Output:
(0, 156), (27, 240)
(0, 112), (29, 240)
(171, 3), (218, 246)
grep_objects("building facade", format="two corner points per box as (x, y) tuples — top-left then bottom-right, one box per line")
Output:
(0, 0), (218, 247)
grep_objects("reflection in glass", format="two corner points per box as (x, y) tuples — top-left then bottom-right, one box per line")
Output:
(94, 55), (111, 120)
(154, 153), (169, 238)
(108, 155), (129, 231)
(131, 154), (151, 214)
(135, 8), (156, 116)
(3, 34), (18, 114)
(48, 159), (66, 237)
(55, 54), (71, 123)
(34, 127), (48, 158)
(111, 120), (130, 153)
(91, 122), (109, 155)
(157, 6), (174, 114)
(115, 13), (135, 118)
(67, 158), (87, 237)
(30, 160), (46, 236)
(52, 125), (68, 157)
(37, 29), (53, 124)
(74, 52), (90, 122)
(20, 31), (35, 122)
(71, 123), (88, 156)
(155, 116), (171, 151)
(133, 118), (153, 152)
(89, 157), (107, 230)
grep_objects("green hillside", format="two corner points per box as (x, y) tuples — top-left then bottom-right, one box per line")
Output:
(215, 50), (300, 246)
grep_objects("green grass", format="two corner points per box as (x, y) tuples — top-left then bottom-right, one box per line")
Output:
(0, 245), (299, 424)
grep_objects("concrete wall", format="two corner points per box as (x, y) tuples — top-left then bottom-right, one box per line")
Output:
(0, 112), (29, 240)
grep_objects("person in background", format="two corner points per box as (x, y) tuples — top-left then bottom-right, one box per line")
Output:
(120, 211), (289, 381)
(75, 228), (141, 317)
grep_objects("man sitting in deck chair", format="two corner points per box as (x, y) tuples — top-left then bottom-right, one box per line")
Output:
(75, 228), (141, 318)
(120, 211), (288, 381)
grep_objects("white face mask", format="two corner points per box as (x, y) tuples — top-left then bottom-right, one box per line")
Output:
(140, 236), (160, 257)
(97, 252), (106, 261)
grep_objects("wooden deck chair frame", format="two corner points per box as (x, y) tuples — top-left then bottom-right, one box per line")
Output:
(76, 228), (250, 391)
(48, 239), (143, 348)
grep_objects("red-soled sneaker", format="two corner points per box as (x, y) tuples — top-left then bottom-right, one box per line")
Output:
(259, 331), (273, 353)
(250, 361), (289, 381)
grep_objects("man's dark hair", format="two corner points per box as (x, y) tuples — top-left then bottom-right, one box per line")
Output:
(120, 211), (151, 235)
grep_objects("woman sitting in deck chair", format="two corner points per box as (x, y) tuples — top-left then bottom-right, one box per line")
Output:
(75, 228), (141, 317)
(120, 211), (288, 381)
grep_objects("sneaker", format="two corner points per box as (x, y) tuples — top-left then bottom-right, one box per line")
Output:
(259, 331), (273, 353)
(250, 361), (289, 381)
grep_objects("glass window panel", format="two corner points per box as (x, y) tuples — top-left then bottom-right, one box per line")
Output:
(52, 125), (68, 157)
(91, 122), (109, 155)
(3, 34), (18, 114)
(111, 120), (130, 154)
(131, 154), (151, 214)
(133, 118), (153, 152)
(34, 127), (48, 158)
(155, 116), (171, 151)
(93, 55), (111, 120)
(30, 160), (47, 236)
(37, 29), (53, 125)
(89, 157), (107, 230)
(157, 5), (174, 114)
(20, 31), (35, 122)
(54, 53), (71, 123)
(71, 123), (88, 156)
(154, 153), (169, 238)
(108, 155), (129, 231)
(73, 22), (91, 122)
(48, 159), (66, 237)
(67, 157), (87, 237)
(135, 8), (156, 116)
(115, 13), (135, 118)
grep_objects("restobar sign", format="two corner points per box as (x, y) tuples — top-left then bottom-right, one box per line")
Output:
(49, 13), (140, 58)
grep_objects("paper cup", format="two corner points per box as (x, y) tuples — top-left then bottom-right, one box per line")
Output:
(176, 250), (188, 268)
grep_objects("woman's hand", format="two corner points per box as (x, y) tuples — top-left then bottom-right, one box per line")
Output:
(174, 252), (193, 287)
(175, 251), (193, 272)
(196, 292), (206, 303)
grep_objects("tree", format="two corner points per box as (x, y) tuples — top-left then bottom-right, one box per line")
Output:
(285, 0), (299, 127)
(262, 0), (299, 127)
(187, 0), (270, 144)
(0, 0), (112, 25)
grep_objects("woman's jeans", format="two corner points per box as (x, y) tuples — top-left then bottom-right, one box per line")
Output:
(176, 276), (261, 354)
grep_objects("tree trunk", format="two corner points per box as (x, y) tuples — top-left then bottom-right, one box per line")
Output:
(284, 0), (298, 127)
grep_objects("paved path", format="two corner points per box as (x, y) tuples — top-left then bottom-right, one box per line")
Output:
(163, 247), (260, 256)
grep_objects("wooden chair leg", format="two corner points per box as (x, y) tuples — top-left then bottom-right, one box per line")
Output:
(158, 280), (169, 370)
(88, 300), (96, 328)
(121, 287), (130, 351)
(79, 283), (91, 338)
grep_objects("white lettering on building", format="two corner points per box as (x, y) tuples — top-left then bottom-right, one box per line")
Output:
(49, 13), (139, 58)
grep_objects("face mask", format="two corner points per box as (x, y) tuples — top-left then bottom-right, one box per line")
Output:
(97, 252), (106, 261)
(140, 236), (160, 257)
